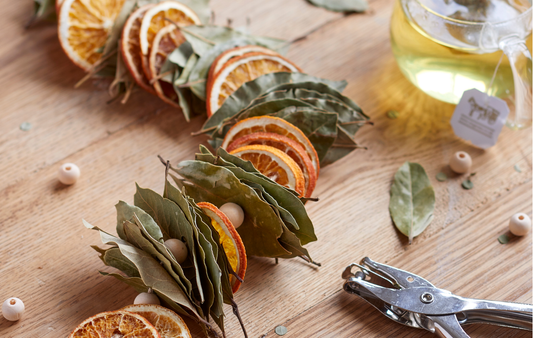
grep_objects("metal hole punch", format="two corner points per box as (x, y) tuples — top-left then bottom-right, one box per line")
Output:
(342, 257), (533, 338)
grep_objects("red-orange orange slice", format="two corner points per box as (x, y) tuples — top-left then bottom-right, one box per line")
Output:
(197, 202), (247, 293)
(230, 145), (306, 196)
(227, 132), (317, 197)
(206, 53), (302, 117)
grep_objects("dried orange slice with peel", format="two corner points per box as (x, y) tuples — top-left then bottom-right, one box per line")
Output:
(196, 202), (247, 293)
(68, 310), (160, 338)
(58, 0), (126, 71)
(121, 4), (156, 94)
(223, 116), (320, 176)
(227, 132), (317, 197)
(139, 1), (200, 79)
(230, 145), (306, 196)
(149, 25), (187, 108)
(121, 304), (191, 338)
(207, 45), (279, 91)
(206, 53), (302, 117)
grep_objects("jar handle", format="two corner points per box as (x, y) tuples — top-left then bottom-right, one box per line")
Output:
(500, 37), (532, 129)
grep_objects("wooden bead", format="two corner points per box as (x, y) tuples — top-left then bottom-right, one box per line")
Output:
(509, 213), (531, 236)
(2, 297), (25, 321)
(133, 292), (160, 305)
(449, 151), (472, 174)
(219, 203), (244, 229)
(58, 163), (80, 185)
(164, 238), (188, 264)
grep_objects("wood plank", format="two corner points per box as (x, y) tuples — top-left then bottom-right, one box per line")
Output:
(0, 0), (531, 337)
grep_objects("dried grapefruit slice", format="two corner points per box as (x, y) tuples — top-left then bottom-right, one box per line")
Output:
(121, 4), (156, 94)
(222, 116), (320, 176)
(196, 202), (247, 293)
(206, 45), (279, 90)
(58, 0), (126, 71)
(206, 53), (302, 117)
(230, 145), (306, 196)
(149, 25), (186, 107)
(121, 304), (191, 338)
(227, 132), (317, 197)
(68, 310), (160, 338)
(139, 1), (200, 79)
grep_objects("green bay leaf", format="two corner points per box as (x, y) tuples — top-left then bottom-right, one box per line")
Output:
(389, 162), (435, 244)
(307, 0), (368, 12)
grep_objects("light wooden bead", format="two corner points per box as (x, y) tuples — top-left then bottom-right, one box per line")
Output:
(449, 151), (472, 174)
(2, 297), (25, 321)
(164, 238), (188, 264)
(219, 203), (244, 229)
(134, 292), (160, 305)
(509, 213), (531, 236)
(58, 163), (80, 185)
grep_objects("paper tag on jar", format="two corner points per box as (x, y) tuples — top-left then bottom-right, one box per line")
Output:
(450, 89), (509, 149)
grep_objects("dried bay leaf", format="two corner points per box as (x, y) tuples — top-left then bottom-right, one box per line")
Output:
(389, 162), (435, 244)
(307, 0), (368, 12)
(99, 272), (149, 294)
(168, 41), (195, 68)
(202, 72), (348, 134)
(84, 220), (199, 316)
(172, 160), (290, 257)
(320, 125), (360, 166)
(116, 200), (163, 242)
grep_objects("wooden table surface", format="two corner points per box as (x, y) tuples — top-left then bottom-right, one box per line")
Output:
(1, 0), (531, 337)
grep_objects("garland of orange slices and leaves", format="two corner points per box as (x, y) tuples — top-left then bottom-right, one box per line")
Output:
(31, 0), (372, 337)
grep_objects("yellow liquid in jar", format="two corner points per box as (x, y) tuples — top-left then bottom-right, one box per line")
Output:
(390, 0), (532, 105)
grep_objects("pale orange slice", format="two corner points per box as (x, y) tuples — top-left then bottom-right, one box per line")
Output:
(68, 310), (160, 338)
(206, 45), (279, 91)
(58, 0), (126, 71)
(121, 4), (156, 94)
(121, 304), (191, 338)
(206, 53), (302, 117)
(223, 116), (320, 176)
(227, 132), (317, 197)
(197, 202), (247, 293)
(139, 1), (200, 79)
(149, 25), (186, 108)
(230, 145), (306, 196)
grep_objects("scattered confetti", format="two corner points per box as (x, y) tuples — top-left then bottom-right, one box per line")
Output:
(498, 234), (510, 244)
(386, 110), (399, 119)
(275, 325), (288, 336)
(461, 178), (474, 190)
(19, 122), (32, 131)
(436, 172), (447, 182)
(514, 164), (522, 173)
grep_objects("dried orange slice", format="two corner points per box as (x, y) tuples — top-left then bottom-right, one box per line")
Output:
(206, 53), (302, 117)
(222, 116), (320, 176)
(68, 310), (160, 338)
(149, 25), (186, 107)
(206, 45), (279, 91)
(121, 304), (191, 338)
(58, 0), (126, 71)
(227, 132), (317, 197)
(196, 202), (247, 293)
(139, 1), (200, 79)
(230, 145), (306, 196)
(121, 4), (156, 94)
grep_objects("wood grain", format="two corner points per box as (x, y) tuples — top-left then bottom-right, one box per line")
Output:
(0, 0), (531, 337)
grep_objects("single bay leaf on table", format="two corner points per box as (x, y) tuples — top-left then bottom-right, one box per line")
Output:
(202, 72), (348, 135)
(172, 160), (290, 257)
(307, 0), (368, 12)
(389, 162), (435, 244)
